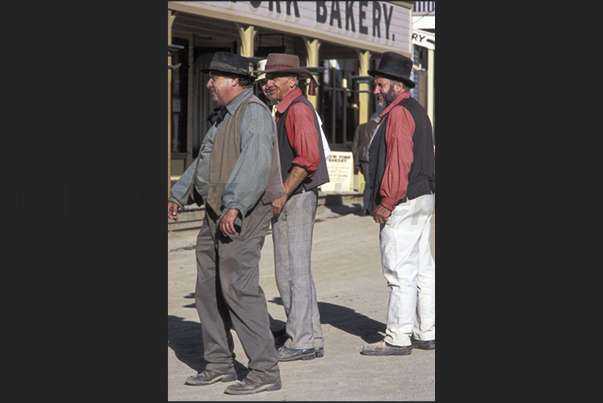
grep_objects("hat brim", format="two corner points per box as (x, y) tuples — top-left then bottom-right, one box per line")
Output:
(254, 67), (314, 80)
(368, 69), (415, 89)
(200, 67), (256, 80)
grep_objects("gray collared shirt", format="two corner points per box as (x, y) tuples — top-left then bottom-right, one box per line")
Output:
(169, 89), (275, 221)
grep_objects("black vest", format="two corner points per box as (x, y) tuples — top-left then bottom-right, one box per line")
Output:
(276, 95), (330, 195)
(367, 96), (435, 214)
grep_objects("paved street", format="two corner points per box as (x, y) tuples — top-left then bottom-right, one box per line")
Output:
(168, 201), (435, 401)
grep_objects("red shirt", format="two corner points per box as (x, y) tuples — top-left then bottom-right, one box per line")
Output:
(378, 91), (415, 211)
(275, 87), (321, 176)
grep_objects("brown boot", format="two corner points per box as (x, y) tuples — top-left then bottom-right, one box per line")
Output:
(223, 377), (282, 395)
(185, 368), (237, 386)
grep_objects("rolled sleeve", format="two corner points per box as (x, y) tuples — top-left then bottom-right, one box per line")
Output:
(284, 102), (321, 176)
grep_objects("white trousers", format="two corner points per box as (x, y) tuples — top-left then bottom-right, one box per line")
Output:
(380, 193), (435, 347)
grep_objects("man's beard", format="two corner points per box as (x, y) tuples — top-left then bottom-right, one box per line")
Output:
(384, 86), (397, 104)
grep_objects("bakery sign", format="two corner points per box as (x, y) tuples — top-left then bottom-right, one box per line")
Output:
(169, 1), (412, 55)
(412, 29), (435, 50)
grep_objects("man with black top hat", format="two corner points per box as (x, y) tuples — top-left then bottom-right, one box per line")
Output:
(360, 52), (436, 357)
(168, 51), (282, 394)
(255, 53), (329, 363)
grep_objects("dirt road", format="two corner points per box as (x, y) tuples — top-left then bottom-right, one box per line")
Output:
(168, 203), (435, 401)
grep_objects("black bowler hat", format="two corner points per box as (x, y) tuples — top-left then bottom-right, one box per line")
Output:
(201, 51), (255, 79)
(368, 52), (415, 89)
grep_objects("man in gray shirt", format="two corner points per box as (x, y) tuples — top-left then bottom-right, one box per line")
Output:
(168, 52), (282, 396)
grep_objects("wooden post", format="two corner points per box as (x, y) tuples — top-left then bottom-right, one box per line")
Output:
(235, 23), (256, 57)
(356, 50), (372, 193)
(302, 37), (321, 110)
(427, 48), (435, 133)
(356, 49), (372, 125)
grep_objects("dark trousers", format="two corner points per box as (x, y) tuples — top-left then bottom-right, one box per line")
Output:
(194, 202), (280, 384)
(360, 162), (370, 213)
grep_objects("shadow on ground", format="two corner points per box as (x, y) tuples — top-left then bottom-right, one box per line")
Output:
(268, 297), (385, 344)
(167, 315), (249, 378)
(167, 315), (206, 373)
(169, 294), (384, 373)
(321, 197), (366, 219)
(168, 293), (285, 377)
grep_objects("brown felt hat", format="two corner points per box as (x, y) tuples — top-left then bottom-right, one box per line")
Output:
(254, 53), (314, 80)
(255, 53), (318, 95)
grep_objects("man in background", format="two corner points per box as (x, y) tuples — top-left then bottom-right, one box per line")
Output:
(352, 112), (381, 214)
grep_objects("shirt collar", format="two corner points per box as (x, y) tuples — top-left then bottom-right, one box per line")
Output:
(225, 88), (253, 115)
(379, 91), (411, 117)
(275, 87), (302, 115)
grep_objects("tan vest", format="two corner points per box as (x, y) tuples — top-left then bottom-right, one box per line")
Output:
(206, 95), (284, 214)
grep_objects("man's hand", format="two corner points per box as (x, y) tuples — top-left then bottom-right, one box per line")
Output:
(272, 194), (288, 217)
(219, 208), (240, 237)
(373, 204), (392, 224)
(168, 201), (179, 221)
(272, 165), (308, 217)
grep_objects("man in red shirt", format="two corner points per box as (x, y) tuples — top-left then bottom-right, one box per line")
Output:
(256, 54), (330, 362)
(361, 52), (436, 356)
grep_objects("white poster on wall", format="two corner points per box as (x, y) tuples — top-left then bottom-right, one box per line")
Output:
(320, 151), (354, 193)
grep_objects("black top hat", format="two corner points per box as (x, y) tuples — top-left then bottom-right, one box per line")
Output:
(368, 52), (415, 89)
(201, 51), (255, 79)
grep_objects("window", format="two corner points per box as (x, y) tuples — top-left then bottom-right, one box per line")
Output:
(320, 59), (358, 149)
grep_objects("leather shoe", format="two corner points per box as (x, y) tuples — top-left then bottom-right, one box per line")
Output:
(277, 345), (316, 361)
(224, 377), (282, 395)
(411, 338), (435, 350)
(315, 347), (325, 358)
(185, 368), (237, 386)
(360, 340), (412, 356)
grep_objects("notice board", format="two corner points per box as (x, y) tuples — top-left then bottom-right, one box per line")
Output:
(320, 151), (354, 192)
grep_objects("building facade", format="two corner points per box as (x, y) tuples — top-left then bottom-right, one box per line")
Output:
(167, 1), (433, 191)
(411, 0), (435, 141)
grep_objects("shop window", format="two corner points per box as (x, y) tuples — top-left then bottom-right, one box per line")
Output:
(320, 59), (358, 150)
